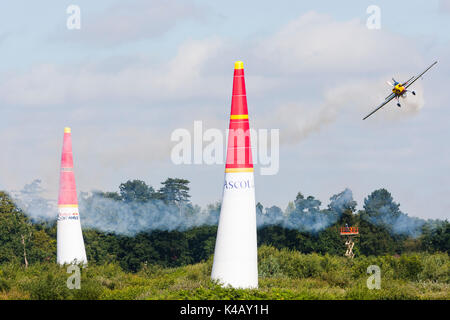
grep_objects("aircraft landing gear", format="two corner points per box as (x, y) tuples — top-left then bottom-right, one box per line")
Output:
(397, 103), (401, 107)
(412, 91), (416, 95)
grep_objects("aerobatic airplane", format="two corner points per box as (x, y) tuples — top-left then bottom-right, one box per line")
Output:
(363, 61), (438, 120)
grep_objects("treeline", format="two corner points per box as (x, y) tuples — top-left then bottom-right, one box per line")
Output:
(0, 178), (449, 272)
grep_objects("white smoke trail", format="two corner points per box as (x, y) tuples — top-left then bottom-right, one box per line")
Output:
(259, 80), (426, 145)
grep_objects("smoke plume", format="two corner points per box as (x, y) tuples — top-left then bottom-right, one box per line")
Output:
(256, 188), (354, 233)
(261, 80), (426, 145)
(78, 192), (220, 235)
(12, 179), (57, 222)
(12, 181), (430, 238)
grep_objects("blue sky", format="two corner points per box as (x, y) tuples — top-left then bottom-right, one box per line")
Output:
(1, 0), (449, 220)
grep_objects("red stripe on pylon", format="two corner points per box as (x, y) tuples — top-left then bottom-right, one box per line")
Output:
(225, 62), (253, 169)
(58, 128), (78, 206)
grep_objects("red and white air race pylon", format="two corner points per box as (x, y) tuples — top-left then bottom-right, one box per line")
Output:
(211, 61), (258, 288)
(56, 127), (87, 265)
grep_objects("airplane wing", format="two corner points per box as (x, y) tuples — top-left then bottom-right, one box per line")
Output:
(404, 61), (438, 89)
(363, 92), (396, 120)
(402, 76), (415, 86)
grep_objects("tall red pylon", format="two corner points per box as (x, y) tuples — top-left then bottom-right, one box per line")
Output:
(211, 61), (258, 288)
(56, 127), (87, 265)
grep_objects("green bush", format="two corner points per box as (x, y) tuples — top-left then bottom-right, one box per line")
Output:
(0, 279), (10, 292)
(22, 272), (70, 300)
(71, 278), (105, 300)
(259, 247), (283, 278)
(398, 255), (423, 280)
(418, 253), (450, 282)
(0, 248), (448, 300)
(101, 286), (149, 300)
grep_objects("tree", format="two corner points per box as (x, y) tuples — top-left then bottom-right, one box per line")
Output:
(256, 202), (263, 216)
(287, 193), (324, 233)
(264, 206), (284, 220)
(363, 189), (401, 221)
(0, 192), (54, 265)
(257, 205), (285, 228)
(294, 193), (321, 214)
(206, 202), (221, 224)
(0, 192), (31, 265)
(328, 189), (357, 215)
(98, 191), (122, 201)
(158, 178), (191, 214)
(421, 220), (450, 253)
(119, 180), (155, 203)
(358, 210), (397, 256)
(285, 201), (295, 216)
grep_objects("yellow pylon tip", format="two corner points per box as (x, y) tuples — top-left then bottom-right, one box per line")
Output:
(234, 61), (244, 69)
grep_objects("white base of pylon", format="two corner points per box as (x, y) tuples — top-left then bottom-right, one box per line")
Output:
(211, 172), (258, 289)
(57, 206), (87, 265)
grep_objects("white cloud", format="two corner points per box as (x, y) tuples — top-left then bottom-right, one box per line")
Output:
(0, 37), (224, 106)
(249, 11), (423, 74)
(60, 0), (205, 46)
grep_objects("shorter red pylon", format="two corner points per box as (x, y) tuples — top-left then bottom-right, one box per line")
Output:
(56, 127), (87, 265)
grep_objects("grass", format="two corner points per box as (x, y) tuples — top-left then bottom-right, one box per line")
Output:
(0, 246), (448, 300)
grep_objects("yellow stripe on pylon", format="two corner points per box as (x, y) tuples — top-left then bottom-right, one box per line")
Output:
(225, 168), (254, 173)
(58, 204), (78, 208)
(230, 114), (249, 120)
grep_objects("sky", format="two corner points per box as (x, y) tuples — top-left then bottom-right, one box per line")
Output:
(0, 0), (449, 220)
